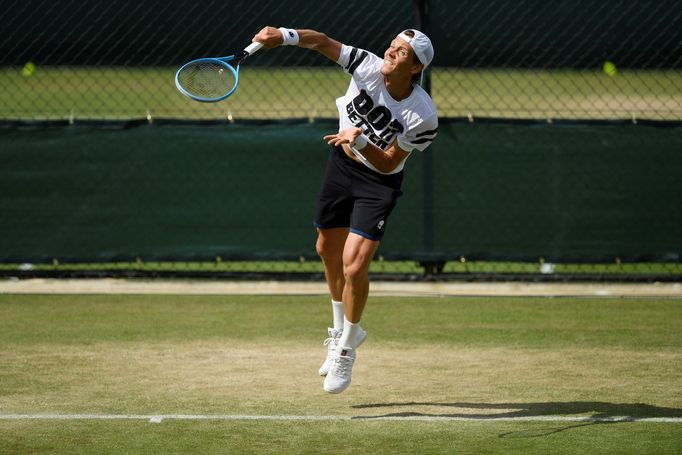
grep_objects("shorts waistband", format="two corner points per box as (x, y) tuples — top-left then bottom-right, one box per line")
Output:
(331, 144), (403, 188)
(333, 144), (368, 171)
(341, 143), (364, 163)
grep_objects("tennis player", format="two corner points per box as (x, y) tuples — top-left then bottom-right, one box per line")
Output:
(253, 26), (438, 393)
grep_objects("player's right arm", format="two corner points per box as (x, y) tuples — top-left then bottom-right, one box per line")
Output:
(252, 27), (341, 63)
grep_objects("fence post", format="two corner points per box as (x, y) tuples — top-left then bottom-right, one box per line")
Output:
(414, 0), (432, 95)
(414, 0), (436, 274)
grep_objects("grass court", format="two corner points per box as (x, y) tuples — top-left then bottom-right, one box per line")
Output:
(1, 293), (681, 453)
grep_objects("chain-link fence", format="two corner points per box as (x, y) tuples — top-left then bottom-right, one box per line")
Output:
(1, 0), (680, 280)
(432, 0), (682, 121)
(2, 0), (681, 121)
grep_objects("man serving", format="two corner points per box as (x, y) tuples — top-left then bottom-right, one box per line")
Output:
(253, 26), (438, 393)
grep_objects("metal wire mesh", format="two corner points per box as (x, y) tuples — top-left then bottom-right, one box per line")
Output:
(431, 0), (682, 121)
(1, 0), (680, 280)
(0, 0), (415, 120)
(1, 0), (680, 121)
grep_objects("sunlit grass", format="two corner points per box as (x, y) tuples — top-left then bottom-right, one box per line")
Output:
(1, 294), (681, 453)
(1, 66), (680, 121)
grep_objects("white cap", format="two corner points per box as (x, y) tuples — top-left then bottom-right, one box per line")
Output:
(397, 29), (434, 68)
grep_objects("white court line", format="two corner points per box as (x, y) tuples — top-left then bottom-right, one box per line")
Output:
(1, 414), (681, 423)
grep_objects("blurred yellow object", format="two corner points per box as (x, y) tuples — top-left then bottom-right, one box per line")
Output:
(21, 61), (36, 77)
(603, 61), (617, 77)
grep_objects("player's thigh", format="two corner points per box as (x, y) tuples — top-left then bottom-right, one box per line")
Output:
(316, 227), (349, 259)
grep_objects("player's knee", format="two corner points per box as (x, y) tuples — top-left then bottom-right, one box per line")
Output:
(315, 236), (328, 258)
(316, 236), (341, 261)
(343, 261), (367, 282)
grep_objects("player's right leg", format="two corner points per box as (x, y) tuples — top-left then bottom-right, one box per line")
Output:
(315, 228), (369, 376)
(316, 227), (348, 303)
(316, 227), (348, 376)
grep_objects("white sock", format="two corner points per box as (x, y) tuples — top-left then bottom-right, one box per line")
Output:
(331, 299), (344, 332)
(338, 317), (362, 349)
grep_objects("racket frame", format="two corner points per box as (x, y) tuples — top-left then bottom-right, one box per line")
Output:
(175, 42), (263, 103)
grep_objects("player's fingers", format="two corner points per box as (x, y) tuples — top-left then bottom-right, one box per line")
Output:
(322, 134), (336, 140)
(252, 28), (266, 42)
(253, 26), (281, 48)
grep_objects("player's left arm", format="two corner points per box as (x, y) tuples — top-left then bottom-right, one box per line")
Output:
(324, 127), (409, 174)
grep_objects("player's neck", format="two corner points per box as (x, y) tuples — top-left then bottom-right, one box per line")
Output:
(383, 75), (413, 101)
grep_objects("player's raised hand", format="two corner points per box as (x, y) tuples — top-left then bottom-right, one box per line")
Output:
(252, 26), (285, 49)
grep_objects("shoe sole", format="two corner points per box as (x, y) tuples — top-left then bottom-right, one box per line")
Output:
(323, 383), (349, 394)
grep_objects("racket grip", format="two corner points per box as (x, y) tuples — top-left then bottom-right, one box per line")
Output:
(245, 41), (264, 56)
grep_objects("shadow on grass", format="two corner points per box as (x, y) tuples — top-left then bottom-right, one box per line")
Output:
(496, 421), (614, 438)
(351, 402), (682, 437)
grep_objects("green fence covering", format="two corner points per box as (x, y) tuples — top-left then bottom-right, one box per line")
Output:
(1, 121), (680, 263)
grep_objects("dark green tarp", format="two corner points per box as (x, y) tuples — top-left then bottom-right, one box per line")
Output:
(1, 120), (680, 262)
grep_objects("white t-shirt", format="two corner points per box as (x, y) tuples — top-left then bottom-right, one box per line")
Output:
(335, 44), (438, 175)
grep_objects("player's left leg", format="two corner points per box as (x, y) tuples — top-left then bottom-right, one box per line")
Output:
(323, 232), (377, 393)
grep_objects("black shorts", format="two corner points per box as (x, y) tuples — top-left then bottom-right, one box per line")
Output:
(313, 145), (403, 241)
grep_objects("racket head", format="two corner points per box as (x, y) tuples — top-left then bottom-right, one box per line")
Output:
(175, 58), (240, 103)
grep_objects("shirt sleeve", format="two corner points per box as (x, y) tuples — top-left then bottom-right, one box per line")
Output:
(397, 114), (438, 152)
(337, 44), (382, 80)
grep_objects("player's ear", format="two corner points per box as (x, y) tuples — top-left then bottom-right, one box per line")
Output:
(411, 62), (424, 75)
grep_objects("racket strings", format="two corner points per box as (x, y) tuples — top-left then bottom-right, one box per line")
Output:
(177, 61), (236, 100)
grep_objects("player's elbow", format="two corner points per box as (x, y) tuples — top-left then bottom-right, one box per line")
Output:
(303, 31), (340, 61)
(311, 32), (330, 50)
(301, 30), (329, 50)
(374, 145), (408, 173)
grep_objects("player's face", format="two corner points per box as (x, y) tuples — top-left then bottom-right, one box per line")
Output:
(381, 36), (420, 79)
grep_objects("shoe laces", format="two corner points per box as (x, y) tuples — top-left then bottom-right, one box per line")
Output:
(331, 352), (354, 376)
(323, 330), (341, 347)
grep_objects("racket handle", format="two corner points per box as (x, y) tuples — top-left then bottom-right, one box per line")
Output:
(245, 41), (264, 56)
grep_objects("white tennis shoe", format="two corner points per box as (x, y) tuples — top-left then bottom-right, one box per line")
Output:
(318, 327), (367, 376)
(323, 347), (356, 394)
(318, 328), (340, 376)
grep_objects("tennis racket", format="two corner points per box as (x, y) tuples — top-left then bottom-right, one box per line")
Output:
(175, 41), (263, 103)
